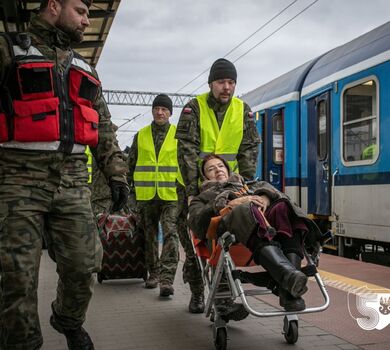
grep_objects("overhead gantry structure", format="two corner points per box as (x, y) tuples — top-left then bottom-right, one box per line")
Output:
(102, 90), (195, 108)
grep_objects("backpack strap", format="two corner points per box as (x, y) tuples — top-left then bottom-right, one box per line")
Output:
(0, 33), (23, 139)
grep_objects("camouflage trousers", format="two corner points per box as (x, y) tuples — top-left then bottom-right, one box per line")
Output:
(177, 187), (204, 295)
(139, 199), (179, 284)
(0, 150), (102, 350)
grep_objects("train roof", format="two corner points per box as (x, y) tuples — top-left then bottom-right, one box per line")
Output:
(241, 21), (390, 111)
(302, 21), (390, 96)
(241, 58), (318, 111)
(0, 0), (121, 67)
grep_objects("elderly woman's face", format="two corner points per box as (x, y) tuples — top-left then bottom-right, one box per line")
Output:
(204, 158), (229, 182)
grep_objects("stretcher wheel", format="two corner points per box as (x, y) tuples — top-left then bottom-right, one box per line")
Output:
(97, 273), (104, 284)
(284, 320), (298, 344)
(214, 328), (227, 350)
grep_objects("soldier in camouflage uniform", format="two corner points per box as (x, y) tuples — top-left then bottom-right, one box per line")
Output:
(0, 1), (129, 349)
(176, 58), (261, 313)
(128, 94), (180, 298)
(90, 158), (112, 215)
(84, 144), (112, 216)
(90, 142), (135, 217)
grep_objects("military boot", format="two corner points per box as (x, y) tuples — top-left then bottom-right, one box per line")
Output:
(159, 281), (174, 297)
(189, 292), (205, 313)
(216, 300), (249, 322)
(279, 253), (306, 311)
(50, 315), (94, 350)
(253, 244), (307, 298)
(145, 274), (159, 289)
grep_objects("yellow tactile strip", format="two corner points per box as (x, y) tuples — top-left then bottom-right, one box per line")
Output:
(316, 270), (389, 294)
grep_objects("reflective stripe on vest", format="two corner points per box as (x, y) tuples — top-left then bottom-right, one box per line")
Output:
(0, 141), (86, 153)
(85, 146), (93, 184)
(0, 39), (100, 151)
(197, 93), (244, 172)
(134, 124), (182, 200)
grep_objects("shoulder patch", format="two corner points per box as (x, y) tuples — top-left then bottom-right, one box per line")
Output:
(183, 107), (192, 114)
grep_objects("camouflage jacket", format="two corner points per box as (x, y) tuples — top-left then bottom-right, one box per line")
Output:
(0, 16), (127, 184)
(175, 92), (260, 197)
(91, 158), (111, 204)
(127, 121), (171, 188)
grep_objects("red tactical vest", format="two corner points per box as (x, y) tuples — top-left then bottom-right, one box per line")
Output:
(0, 33), (101, 152)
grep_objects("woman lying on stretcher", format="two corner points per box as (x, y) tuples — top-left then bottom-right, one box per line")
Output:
(188, 154), (322, 312)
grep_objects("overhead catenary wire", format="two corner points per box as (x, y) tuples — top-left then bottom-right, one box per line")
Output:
(116, 0), (321, 139)
(117, 113), (141, 129)
(118, 0), (301, 133)
(175, 0), (299, 94)
(116, 103), (154, 131)
(189, 0), (321, 94)
(223, 0), (299, 58)
(232, 0), (320, 64)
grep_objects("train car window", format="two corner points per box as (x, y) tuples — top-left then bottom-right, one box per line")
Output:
(272, 112), (283, 164)
(317, 100), (327, 160)
(342, 79), (378, 164)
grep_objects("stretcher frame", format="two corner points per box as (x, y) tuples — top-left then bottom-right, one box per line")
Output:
(193, 231), (331, 349)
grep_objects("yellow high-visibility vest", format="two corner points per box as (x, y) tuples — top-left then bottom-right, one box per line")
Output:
(362, 143), (377, 160)
(197, 92), (244, 172)
(85, 146), (93, 184)
(134, 124), (182, 201)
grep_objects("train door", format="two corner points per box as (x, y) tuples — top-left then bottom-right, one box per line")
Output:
(307, 92), (331, 215)
(254, 111), (264, 180)
(263, 108), (284, 191)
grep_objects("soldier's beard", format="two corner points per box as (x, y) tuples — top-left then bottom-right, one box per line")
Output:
(56, 17), (84, 43)
(210, 90), (233, 105)
(215, 94), (232, 105)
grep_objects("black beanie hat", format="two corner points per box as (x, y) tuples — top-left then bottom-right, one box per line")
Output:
(208, 58), (237, 84)
(152, 94), (173, 115)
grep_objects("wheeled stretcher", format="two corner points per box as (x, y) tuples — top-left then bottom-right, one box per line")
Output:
(192, 230), (332, 350)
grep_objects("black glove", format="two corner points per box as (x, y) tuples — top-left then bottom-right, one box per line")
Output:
(110, 181), (130, 212)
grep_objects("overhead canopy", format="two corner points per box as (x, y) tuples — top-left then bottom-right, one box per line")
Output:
(0, 0), (121, 67)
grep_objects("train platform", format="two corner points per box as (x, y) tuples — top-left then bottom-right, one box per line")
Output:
(38, 250), (390, 350)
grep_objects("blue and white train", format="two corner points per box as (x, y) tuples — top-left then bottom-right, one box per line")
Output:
(241, 21), (390, 262)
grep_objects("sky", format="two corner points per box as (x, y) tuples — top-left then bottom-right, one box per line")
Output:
(95, 0), (390, 149)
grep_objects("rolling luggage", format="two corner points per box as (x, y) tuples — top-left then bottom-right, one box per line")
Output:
(96, 210), (147, 283)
